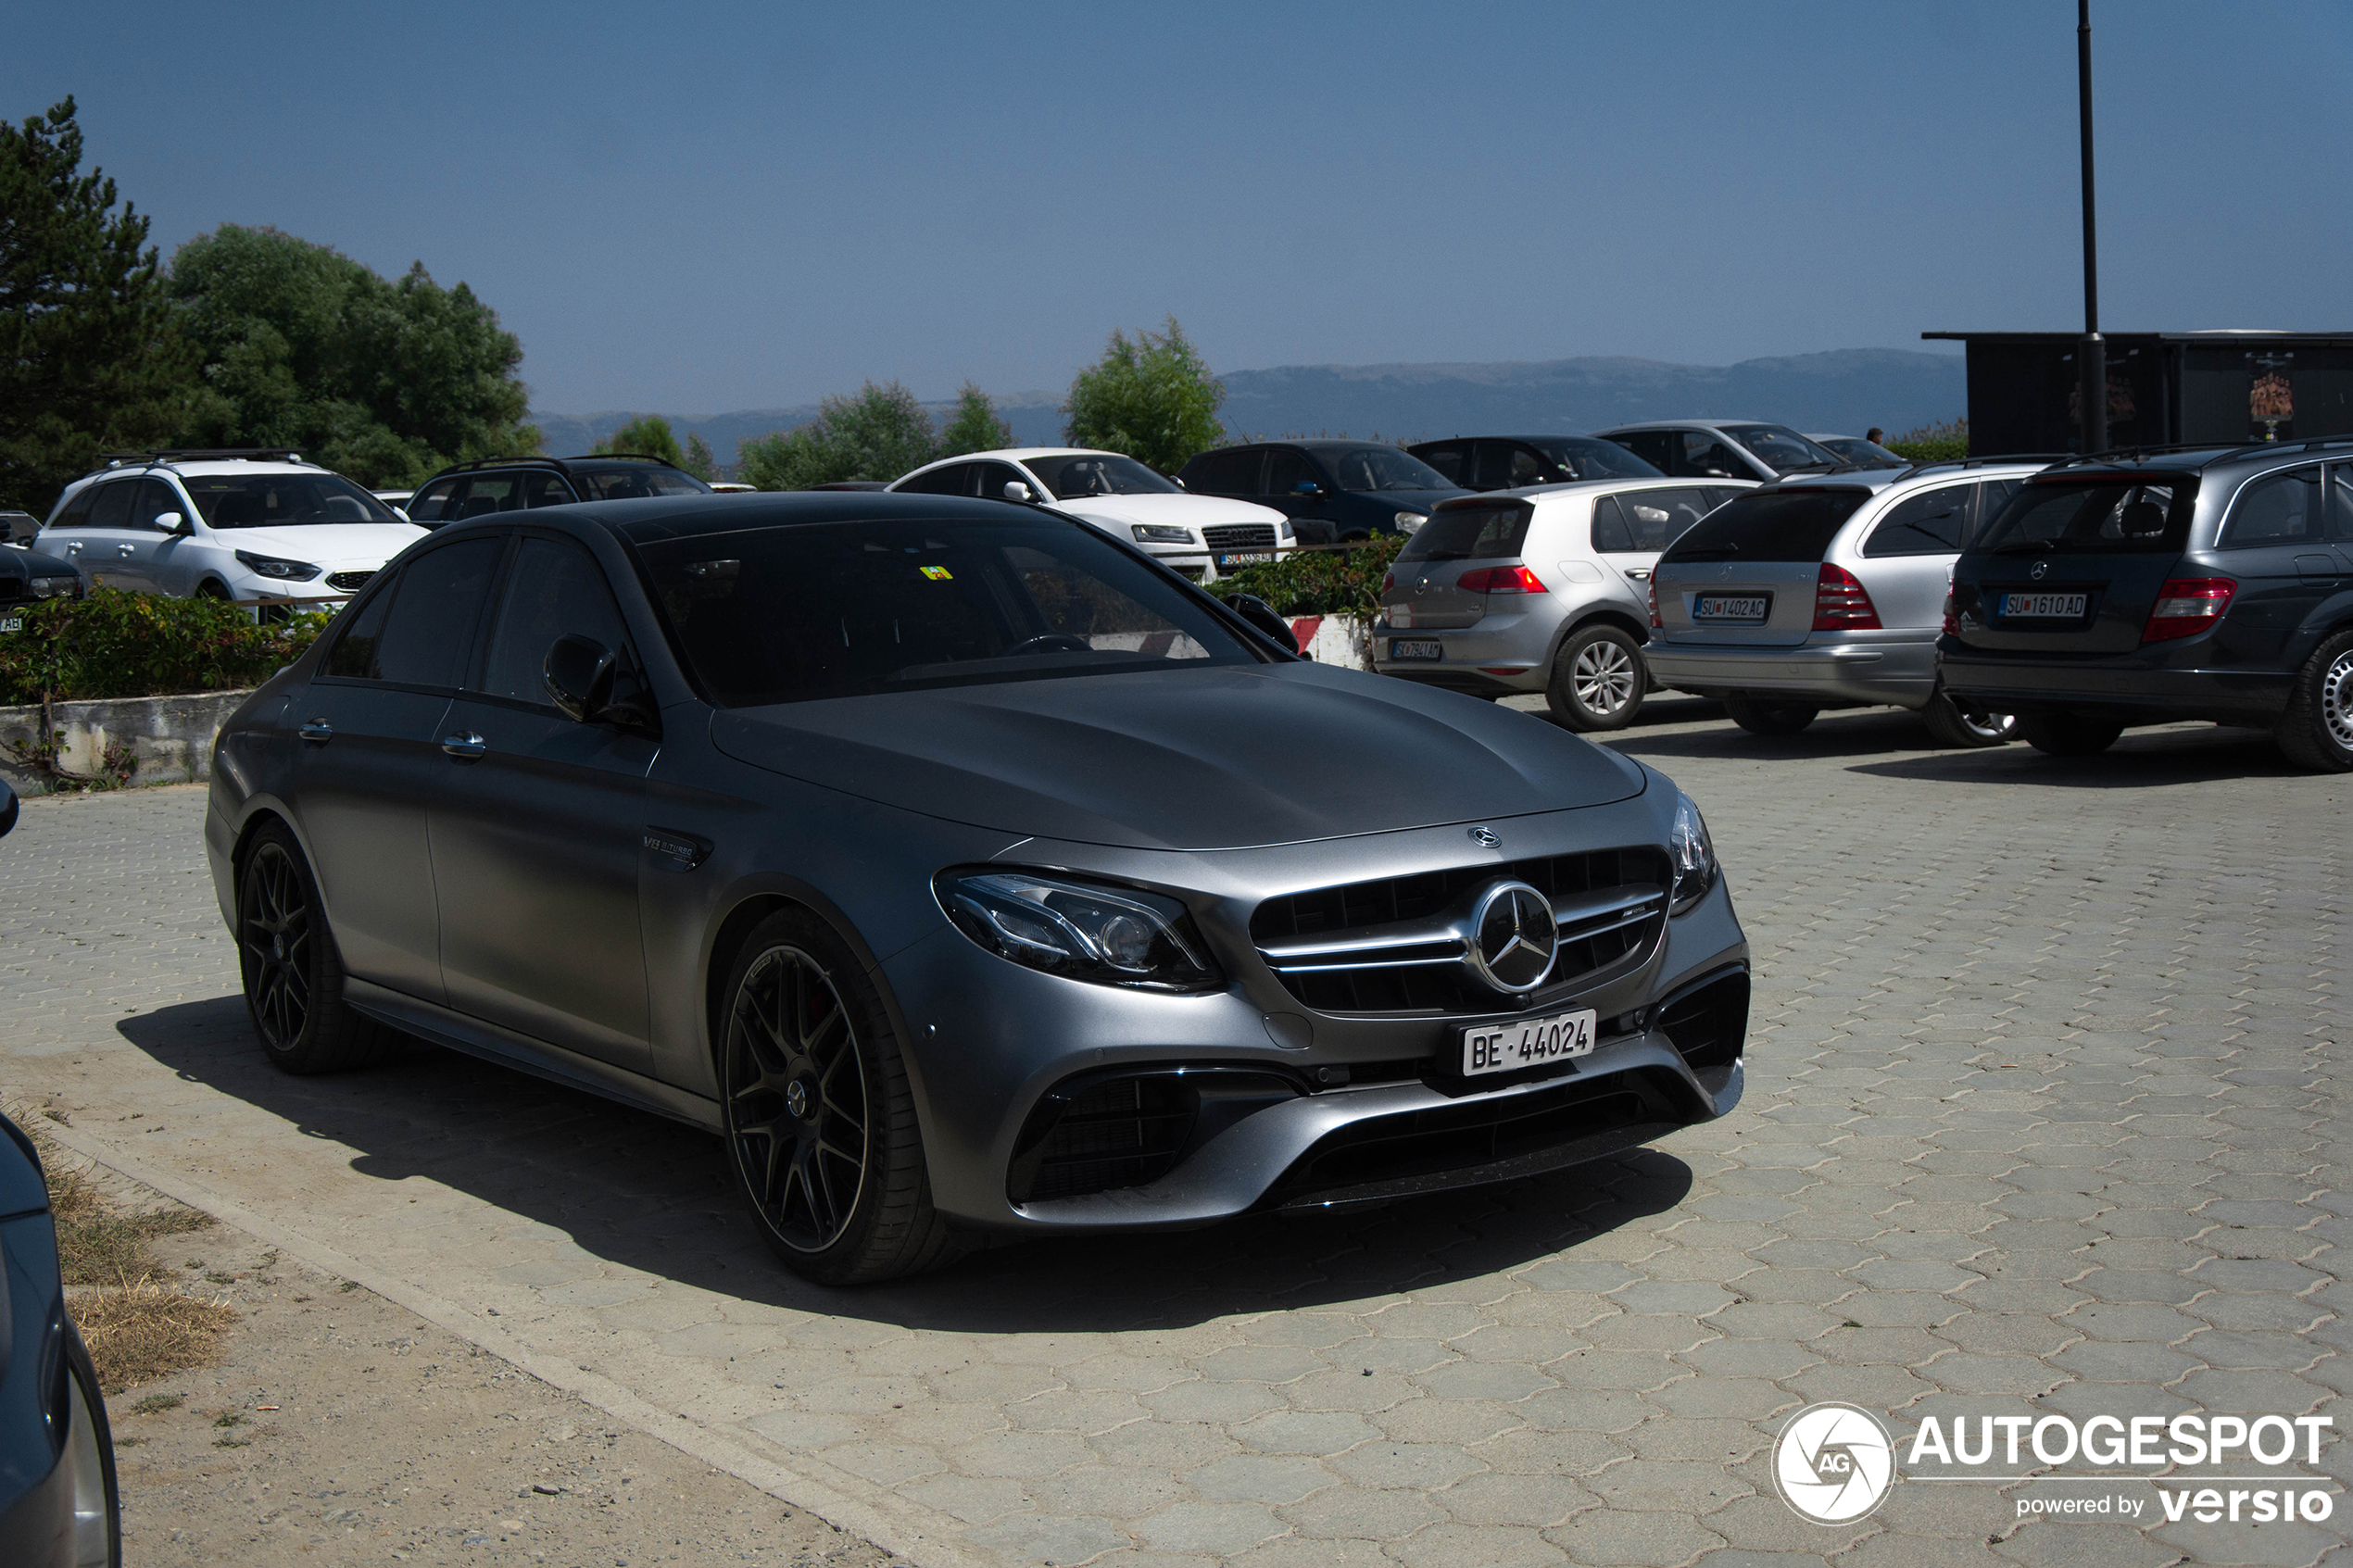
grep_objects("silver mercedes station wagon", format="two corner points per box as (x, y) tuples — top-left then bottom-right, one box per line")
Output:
(204, 493), (1752, 1283)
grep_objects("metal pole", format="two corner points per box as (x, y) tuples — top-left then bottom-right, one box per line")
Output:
(2077, 0), (2107, 453)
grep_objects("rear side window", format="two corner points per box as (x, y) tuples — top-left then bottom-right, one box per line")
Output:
(1662, 488), (1871, 563)
(2331, 465), (2353, 543)
(1594, 488), (1714, 552)
(896, 463), (972, 496)
(83, 481), (136, 530)
(1864, 484), (1973, 557)
(2220, 467), (2322, 548)
(407, 478), (459, 523)
(328, 537), (503, 686)
(1182, 447), (1263, 495)
(1414, 444), (1467, 484)
(450, 475), (524, 521)
(1397, 503), (1533, 563)
(1976, 479), (2194, 556)
(1605, 432), (1675, 471)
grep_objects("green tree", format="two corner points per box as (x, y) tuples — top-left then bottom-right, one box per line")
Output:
(738, 381), (936, 490)
(0, 97), (195, 514)
(683, 430), (716, 481)
(937, 381), (1012, 457)
(594, 413), (687, 466)
(1062, 315), (1224, 473)
(169, 225), (535, 487)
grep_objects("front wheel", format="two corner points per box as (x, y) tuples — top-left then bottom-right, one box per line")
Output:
(1920, 685), (2018, 748)
(2019, 714), (2124, 757)
(1723, 695), (1818, 736)
(1545, 625), (1646, 732)
(235, 822), (399, 1073)
(719, 909), (962, 1285)
(2273, 630), (2353, 772)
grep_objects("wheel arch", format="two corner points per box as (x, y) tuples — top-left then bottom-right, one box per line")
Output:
(1545, 607), (1654, 669)
(698, 883), (920, 1084)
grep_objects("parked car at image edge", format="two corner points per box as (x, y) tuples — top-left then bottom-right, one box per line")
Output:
(1940, 439), (2353, 770)
(1407, 435), (1665, 491)
(1374, 477), (1755, 730)
(889, 447), (1294, 580)
(1595, 420), (1843, 483)
(205, 490), (1751, 1285)
(35, 451), (425, 609)
(1644, 461), (2052, 746)
(1, 539), (86, 637)
(1176, 440), (1470, 541)
(404, 454), (714, 527)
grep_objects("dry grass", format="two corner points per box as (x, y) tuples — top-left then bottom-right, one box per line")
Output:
(8, 1102), (235, 1390)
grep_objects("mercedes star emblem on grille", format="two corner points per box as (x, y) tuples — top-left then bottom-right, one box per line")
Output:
(1466, 881), (1559, 994)
(2032, 560), (2049, 580)
(1468, 825), (1502, 848)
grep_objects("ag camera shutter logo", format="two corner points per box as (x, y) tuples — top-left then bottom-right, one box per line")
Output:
(1774, 1402), (1895, 1524)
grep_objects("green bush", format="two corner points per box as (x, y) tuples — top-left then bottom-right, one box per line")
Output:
(1202, 536), (1406, 618)
(1887, 437), (1969, 464)
(0, 587), (328, 705)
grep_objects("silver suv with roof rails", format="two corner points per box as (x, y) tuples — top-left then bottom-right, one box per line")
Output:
(1644, 459), (2056, 746)
(1940, 439), (2353, 771)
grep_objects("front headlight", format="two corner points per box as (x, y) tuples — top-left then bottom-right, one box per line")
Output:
(234, 550), (321, 583)
(29, 575), (76, 599)
(937, 869), (1222, 993)
(1668, 793), (1718, 913)
(1131, 524), (1195, 546)
(1277, 520), (1295, 543)
(1393, 511), (1427, 534)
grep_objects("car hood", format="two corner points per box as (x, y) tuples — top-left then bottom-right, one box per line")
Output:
(709, 660), (1645, 851)
(207, 522), (428, 565)
(0, 545), (78, 580)
(1051, 493), (1288, 532)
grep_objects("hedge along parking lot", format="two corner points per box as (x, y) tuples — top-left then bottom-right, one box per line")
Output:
(0, 586), (327, 706)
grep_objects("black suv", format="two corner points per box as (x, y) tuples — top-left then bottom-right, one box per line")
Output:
(1407, 435), (1663, 491)
(1176, 440), (1468, 542)
(1940, 440), (2353, 770)
(405, 455), (711, 527)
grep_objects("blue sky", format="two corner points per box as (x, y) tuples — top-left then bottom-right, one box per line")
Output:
(8, 1), (2349, 413)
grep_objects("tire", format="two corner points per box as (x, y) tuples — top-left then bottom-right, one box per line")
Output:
(2019, 714), (2125, 757)
(718, 909), (963, 1286)
(1920, 684), (2018, 748)
(235, 822), (401, 1073)
(1545, 624), (1646, 732)
(195, 580), (232, 600)
(1723, 694), (1819, 736)
(62, 1323), (121, 1568)
(2273, 629), (2353, 772)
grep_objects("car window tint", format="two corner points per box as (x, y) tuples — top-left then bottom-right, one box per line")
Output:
(1972, 480), (2021, 546)
(2329, 465), (2353, 544)
(1680, 433), (1753, 480)
(2221, 467), (2322, 548)
(1605, 432), (1674, 471)
(478, 538), (631, 705)
(408, 478), (459, 523)
(523, 471), (574, 508)
(363, 537), (504, 686)
(1590, 495), (1633, 553)
(1466, 443), (1515, 490)
(1864, 484), (1972, 557)
(325, 576), (399, 679)
(1181, 447), (1262, 496)
(48, 487), (98, 529)
(1508, 446), (1553, 487)
(1396, 502), (1532, 563)
(1664, 488), (1873, 563)
(1331, 446), (1451, 492)
(84, 480), (136, 530)
(450, 476), (523, 521)
(130, 478), (182, 531)
(1265, 448), (1318, 498)
(1976, 480), (2194, 556)
(1415, 445), (1466, 484)
(572, 464), (708, 500)
(1611, 487), (1714, 550)
(896, 463), (973, 496)
(972, 462), (1032, 501)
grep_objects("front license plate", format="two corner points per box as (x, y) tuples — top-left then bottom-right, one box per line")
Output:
(1217, 552), (1275, 567)
(1390, 638), (1443, 661)
(0, 615), (20, 635)
(1463, 1008), (1598, 1077)
(2001, 592), (2088, 620)
(1692, 594), (1770, 622)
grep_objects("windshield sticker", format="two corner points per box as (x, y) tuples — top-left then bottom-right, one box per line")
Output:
(920, 565), (953, 581)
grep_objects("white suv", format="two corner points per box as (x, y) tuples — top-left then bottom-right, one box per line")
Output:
(36, 450), (425, 608)
(889, 447), (1294, 580)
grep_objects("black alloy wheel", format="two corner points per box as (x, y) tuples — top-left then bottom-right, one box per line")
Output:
(1723, 695), (1819, 736)
(62, 1324), (120, 1568)
(1920, 684), (2018, 748)
(235, 822), (397, 1073)
(718, 909), (962, 1285)
(2274, 629), (2353, 773)
(1546, 624), (1646, 732)
(2019, 714), (2125, 757)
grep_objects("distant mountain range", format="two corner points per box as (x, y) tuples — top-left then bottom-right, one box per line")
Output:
(531, 347), (1963, 467)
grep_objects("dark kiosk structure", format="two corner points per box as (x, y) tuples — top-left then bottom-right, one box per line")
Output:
(1923, 332), (2353, 457)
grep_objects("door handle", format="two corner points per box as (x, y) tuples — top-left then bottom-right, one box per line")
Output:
(298, 719), (333, 744)
(1623, 568), (1651, 581)
(117, 544), (137, 557)
(63, 541), (82, 554)
(441, 733), (488, 759)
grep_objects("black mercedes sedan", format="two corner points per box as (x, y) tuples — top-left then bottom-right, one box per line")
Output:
(205, 493), (1752, 1284)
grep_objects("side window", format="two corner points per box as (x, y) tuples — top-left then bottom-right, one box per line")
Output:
(896, 463), (972, 496)
(1971, 480), (2022, 546)
(1508, 445), (1553, 488)
(1865, 485), (1973, 557)
(1466, 443), (1514, 489)
(83, 480), (136, 530)
(2221, 467), (2322, 548)
(450, 475), (523, 521)
(1590, 495), (1634, 553)
(972, 462), (1029, 501)
(2329, 465), (2353, 544)
(1416, 445), (1466, 484)
(523, 471), (575, 508)
(129, 478), (183, 531)
(1606, 432), (1674, 472)
(1265, 448), (1317, 498)
(1680, 433), (1753, 480)
(325, 575), (399, 679)
(1703, 486), (1746, 512)
(477, 538), (632, 706)
(47, 488), (97, 529)
(347, 537), (504, 686)
(407, 478), (459, 523)
(1616, 488), (1714, 550)
(1184, 447), (1263, 496)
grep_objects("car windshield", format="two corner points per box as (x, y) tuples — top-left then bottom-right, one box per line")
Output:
(1330, 446), (1453, 492)
(1025, 454), (1179, 499)
(632, 514), (1259, 706)
(1661, 487), (1872, 563)
(570, 464), (711, 501)
(1530, 437), (1662, 479)
(1721, 425), (1841, 472)
(1819, 437), (1906, 468)
(1974, 479), (2195, 556)
(182, 473), (401, 528)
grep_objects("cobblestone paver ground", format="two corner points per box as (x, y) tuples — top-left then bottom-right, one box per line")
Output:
(2, 697), (2345, 1568)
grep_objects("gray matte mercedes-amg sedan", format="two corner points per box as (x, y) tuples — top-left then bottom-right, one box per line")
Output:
(204, 492), (1751, 1284)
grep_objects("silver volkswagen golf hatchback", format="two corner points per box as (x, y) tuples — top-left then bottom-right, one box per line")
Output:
(205, 493), (1752, 1283)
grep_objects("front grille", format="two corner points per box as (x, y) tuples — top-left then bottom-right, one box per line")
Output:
(326, 570), (374, 592)
(1008, 1075), (1198, 1203)
(1251, 847), (1671, 1015)
(1203, 523), (1277, 550)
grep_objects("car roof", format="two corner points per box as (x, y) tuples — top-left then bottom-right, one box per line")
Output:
(1437, 476), (1760, 508)
(1756, 459), (2051, 496)
(1410, 434), (1622, 445)
(594, 488), (1058, 545)
(417, 454), (694, 484)
(71, 456), (329, 485)
(2037, 438), (2353, 481)
(1189, 439), (1428, 455)
(1592, 420), (1780, 433)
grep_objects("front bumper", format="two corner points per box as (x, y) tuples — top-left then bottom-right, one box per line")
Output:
(1644, 633), (1935, 708)
(1935, 638), (2293, 724)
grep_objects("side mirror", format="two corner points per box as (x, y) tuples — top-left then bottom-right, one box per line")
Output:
(0, 779), (17, 838)
(156, 510), (190, 534)
(1002, 481), (1034, 502)
(1293, 480), (1325, 497)
(544, 633), (618, 722)
(1227, 593), (1297, 651)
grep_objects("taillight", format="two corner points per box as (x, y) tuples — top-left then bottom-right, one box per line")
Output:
(1942, 587), (1958, 636)
(2142, 577), (2235, 642)
(1647, 581), (1661, 630)
(1380, 571), (1394, 595)
(1812, 562), (1881, 631)
(1457, 565), (1546, 595)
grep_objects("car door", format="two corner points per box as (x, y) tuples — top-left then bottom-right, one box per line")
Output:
(50, 477), (139, 587)
(1263, 446), (1328, 524)
(428, 533), (657, 1071)
(285, 535), (505, 1000)
(1856, 481), (1979, 632)
(2210, 466), (2332, 664)
(126, 477), (206, 595)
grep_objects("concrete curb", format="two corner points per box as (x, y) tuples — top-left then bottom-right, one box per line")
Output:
(0, 689), (252, 797)
(1284, 613), (1372, 670)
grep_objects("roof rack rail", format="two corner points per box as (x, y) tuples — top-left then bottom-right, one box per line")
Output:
(2049, 434), (2353, 470)
(1894, 453), (2071, 480)
(100, 447), (309, 466)
(428, 456), (567, 476)
(562, 452), (686, 470)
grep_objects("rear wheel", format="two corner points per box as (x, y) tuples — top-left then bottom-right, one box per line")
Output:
(1723, 695), (1818, 736)
(719, 909), (962, 1285)
(1920, 684), (2018, 748)
(62, 1323), (120, 1568)
(235, 822), (400, 1073)
(2019, 714), (2125, 757)
(1545, 625), (1646, 732)
(2274, 630), (2353, 772)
